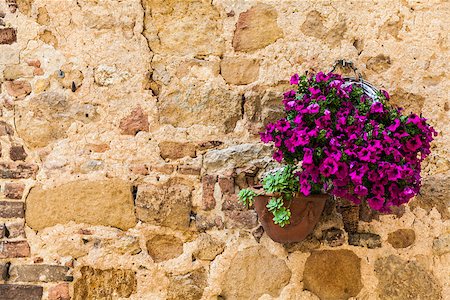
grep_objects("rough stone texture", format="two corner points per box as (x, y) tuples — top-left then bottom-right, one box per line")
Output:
(220, 246), (291, 299)
(48, 283), (70, 300)
(0, 1), (448, 299)
(387, 229), (416, 248)
(0, 201), (24, 218)
(375, 255), (442, 300)
(410, 174), (450, 219)
(143, 0), (224, 56)
(220, 57), (260, 85)
(201, 174), (217, 210)
(9, 265), (70, 282)
(73, 267), (136, 300)
(303, 250), (363, 300)
(26, 179), (136, 230)
(9, 145), (27, 161)
(136, 178), (193, 230)
(159, 141), (196, 160)
(146, 234), (184, 263)
(0, 284), (43, 300)
(233, 4), (283, 52)
(348, 232), (382, 249)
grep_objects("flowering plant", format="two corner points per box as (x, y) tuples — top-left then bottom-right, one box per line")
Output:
(258, 71), (436, 213)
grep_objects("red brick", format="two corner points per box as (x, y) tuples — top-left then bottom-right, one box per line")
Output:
(4, 220), (25, 238)
(49, 283), (70, 300)
(0, 284), (43, 300)
(9, 145), (27, 161)
(0, 241), (30, 258)
(119, 106), (149, 135)
(0, 163), (37, 179)
(202, 175), (217, 210)
(4, 182), (25, 199)
(9, 265), (71, 282)
(222, 194), (243, 211)
(0, 28), (17, 44)
(0, 201), (24, 218)
(218, 176), (234, 195)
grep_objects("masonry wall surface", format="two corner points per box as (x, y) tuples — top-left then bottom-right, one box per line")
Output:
(0, 0), (449, 299)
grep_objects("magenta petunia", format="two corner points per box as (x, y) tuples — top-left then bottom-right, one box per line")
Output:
(290, 73), (300, 85)
(303, 148), (313, 164)
(368, 196), (384, 210)
(370, 102), (384, 113)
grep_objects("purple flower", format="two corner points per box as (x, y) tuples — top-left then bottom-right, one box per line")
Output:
(386, 166), (401, 181)
(381, 90), (390, 100)
(273, 150), (283, 162)
(303, 148), (313, 164)
(290, 73), (299, 85)
(315, 72), (330, 83)
(405, 136), (422, 152)
(260, 132), (273, 143)
(354, 185), (368, 197)
(335, 162), (348, 179)
(300, 180), (311, 196)
(368, 196), (384, 210)
(320, 157), (339, 177)
(372, 184), (385, 196)
(370, 102), (384, 113)
(309, 87), (322, 98)
(307, 103), (320, 114)
(387, 119), (401, 132)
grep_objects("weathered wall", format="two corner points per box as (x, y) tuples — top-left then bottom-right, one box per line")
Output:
(0, 0), (449, 299)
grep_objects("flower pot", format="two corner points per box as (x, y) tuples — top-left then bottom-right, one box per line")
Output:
(253, 194), (328, 243)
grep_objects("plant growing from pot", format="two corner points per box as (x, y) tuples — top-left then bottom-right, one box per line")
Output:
(239, 61), (436, 243)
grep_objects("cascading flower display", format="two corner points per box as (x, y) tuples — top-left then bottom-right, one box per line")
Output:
(260, 72), (437, 212)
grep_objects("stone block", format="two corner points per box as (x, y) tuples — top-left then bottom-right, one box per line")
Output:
(3, 182), (25, 199)
(0, 201), (24, 218)
(0, 241), (30, 259)
(0, 284), (43, 300)
(9, 265), (70, 282)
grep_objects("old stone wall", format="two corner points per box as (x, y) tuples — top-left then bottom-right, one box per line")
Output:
(0, 0), (449, 299)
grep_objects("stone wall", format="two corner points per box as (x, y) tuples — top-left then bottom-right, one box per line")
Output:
(0, 0), (449, 299)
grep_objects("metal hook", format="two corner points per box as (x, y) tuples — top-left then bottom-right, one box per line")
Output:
(330, 59), (362, 81)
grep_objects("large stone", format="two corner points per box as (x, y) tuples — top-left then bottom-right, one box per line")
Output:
(300, 10), (347, 48)
(220, 57), (260, 85)
(26, 179), (136, 231)
(432, 234), (450, 255)
(193, 233), (225, 261)
(232, 4), (283, 52)
(15, 92), (99, 148)
(9, 265), (70, 282)
(390, 88), (425, 114)
(4, 80), (31, 98)
(375, 255), (441, 300)
(73, 267), (136, 300)
(410, 174), (450, 219)
(387, 229), (416, 249)
(203, 143), (272, 173)
(146, 234), (184, 263)
(303, 250), (362, 300)
(136, 178), (193, 230)
(167, 268), (207, 300)
(159, 141), (196, 160)
(143, 0), (224, 56)
(220, 246), (291, 299)
(158, 85), (242, 133)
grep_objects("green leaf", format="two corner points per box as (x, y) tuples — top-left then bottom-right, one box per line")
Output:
(238, 189), (257, 208)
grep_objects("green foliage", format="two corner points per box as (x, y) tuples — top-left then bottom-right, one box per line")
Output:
(267, 197), (284, 212)
(272, 207), (291, 227)
(238, 189), (257, 208)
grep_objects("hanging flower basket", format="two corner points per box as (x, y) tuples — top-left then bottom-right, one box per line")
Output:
(239, 60), (436, 243)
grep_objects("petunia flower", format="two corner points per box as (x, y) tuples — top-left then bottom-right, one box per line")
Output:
(290, 73), (300, 85)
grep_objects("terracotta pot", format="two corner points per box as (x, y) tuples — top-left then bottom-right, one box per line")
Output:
(253, 194), (328, 243)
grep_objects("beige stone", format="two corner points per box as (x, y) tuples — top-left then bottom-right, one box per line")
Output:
(39, 30), (58, 48)
(158, 85), (242, 133)
(167, 268), (207, 300)
(37, 6), (50, 25)
(26, 179), (136, 231)
(390, 87), (425, 114)
(73, 266), (137, 300)
(4, 80), (32, 98)
(220, 57), (260, 85)
(143, 0), (224, 56)
(193, 233), (224, 261)
(387, 229), (416, 248)
(300, 10), (347, 48)
(221, 246), (291, 299)
(56, 63), (84, 90)
(136, 178), (193, 230)
(119, 106), (149, 135)
(146, 234), (184, 263)
(410, 174), (450, 219)
(33, 78), (50, 93)
(303, 250), (362, 300)
(3, 65), (34, 80)
(375, 255), (441, 300)
(159, 141), (196, 160)
(233, 4), (283, 52)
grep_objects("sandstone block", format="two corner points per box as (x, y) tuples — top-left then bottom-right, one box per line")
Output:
(348, 232), (382, 249)
(73, 267), (136, 300)
(159, 141), (196, 160)
(0, 284), (43, 300)
(220, 57), (260, 85)
(9, 265), (70, 282)
(167, 268), (207, 300)
(387, 229), (416, 249)
(3, 65), (34, 80)
(143, 0), (224, 56)
(25, 179), (136, 231)
(136, 178), (192, 230)
(303, 250), (362, 300)
(232, 4), (283, 52)
(119, 106), (149, 135)
(146, 234), (184, 263)
(410, 174), (450, 219)
(221, 246), (291, 299)
(375, 255), (441, 299)
(432, 234), (450, 256)
(193, 234), (224, 261)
